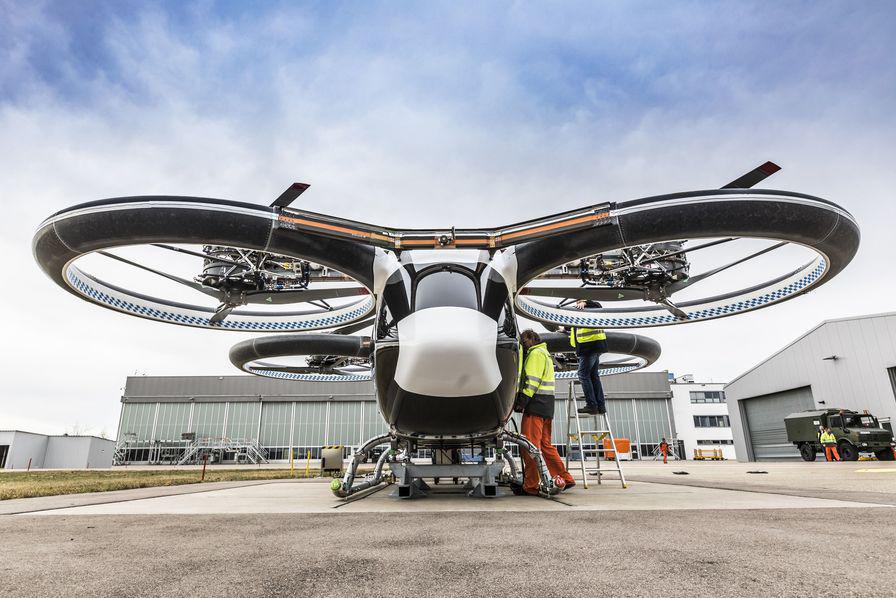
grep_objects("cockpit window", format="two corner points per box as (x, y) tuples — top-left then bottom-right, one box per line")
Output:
(414, 269), (479, 311)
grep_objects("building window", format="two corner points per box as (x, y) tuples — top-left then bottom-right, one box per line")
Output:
(693, 415), (730, 428)
(697, 439), (734, 445)
(690, 391), (726, 403)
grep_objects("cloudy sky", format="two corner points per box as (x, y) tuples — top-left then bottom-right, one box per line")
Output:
(2, 1), (894, 436)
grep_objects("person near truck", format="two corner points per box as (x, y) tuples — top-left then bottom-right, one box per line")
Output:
(820, 427), (840, 462)
(569, 299), (609, 415)
(516, 329), (576, 495)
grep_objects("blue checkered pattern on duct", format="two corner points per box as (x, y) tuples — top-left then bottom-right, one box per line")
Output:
(66, 268), (374, 331)
(252, 369), (372, 382)
(555, 365), (638, 378)
(520, 259), (826, 327)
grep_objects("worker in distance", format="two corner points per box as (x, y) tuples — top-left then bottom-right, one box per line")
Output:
(516, 329), (576, 495)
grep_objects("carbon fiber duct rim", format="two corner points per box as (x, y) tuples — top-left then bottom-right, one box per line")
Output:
(230, 333), (374, 382)
(513, 189), (859, 328)
(32, 197), (378, 331)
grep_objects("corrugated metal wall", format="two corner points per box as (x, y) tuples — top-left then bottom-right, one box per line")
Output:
(726, 313), (896, 461)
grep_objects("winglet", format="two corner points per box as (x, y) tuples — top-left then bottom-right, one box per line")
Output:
(271, 182), (311, 208)
(722, 161), (781, 189)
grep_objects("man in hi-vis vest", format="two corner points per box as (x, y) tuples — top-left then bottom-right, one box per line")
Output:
(569, 300), (609, 415)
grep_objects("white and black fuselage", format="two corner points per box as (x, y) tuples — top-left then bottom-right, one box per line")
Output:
(371, 249), (521, 440)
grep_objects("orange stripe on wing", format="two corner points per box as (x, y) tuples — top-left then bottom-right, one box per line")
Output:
(278, 215), (392, 243)
(497, 211), (610, 243)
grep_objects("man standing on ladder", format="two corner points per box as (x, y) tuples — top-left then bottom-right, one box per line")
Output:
(569, 299), (609, 415)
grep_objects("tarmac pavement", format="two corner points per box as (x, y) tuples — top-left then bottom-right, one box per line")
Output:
(2, 461), (895, 597)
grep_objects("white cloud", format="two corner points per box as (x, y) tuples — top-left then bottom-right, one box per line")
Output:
(0, 3), (894, 434)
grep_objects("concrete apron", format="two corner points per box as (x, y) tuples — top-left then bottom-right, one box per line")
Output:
(14, 477), (889, 516)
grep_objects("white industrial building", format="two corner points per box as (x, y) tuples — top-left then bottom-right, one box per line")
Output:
(670, 380), (735, 460)
(726, 312), (896, 461)
(0, 430), (116, 469)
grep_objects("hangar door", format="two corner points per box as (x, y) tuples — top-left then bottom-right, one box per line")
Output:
(743, 386), (814, 460)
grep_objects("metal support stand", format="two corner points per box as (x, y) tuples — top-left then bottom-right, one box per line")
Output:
(389, 461), (505, 498)
(565, 383), (627, 489)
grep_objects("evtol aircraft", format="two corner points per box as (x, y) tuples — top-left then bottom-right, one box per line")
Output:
(33, 162), (859, 497)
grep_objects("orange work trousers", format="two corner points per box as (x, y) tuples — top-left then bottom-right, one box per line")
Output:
(521, 414), (575, 494)
(824, 445), (840, 461)
(661, 446), (668, 464)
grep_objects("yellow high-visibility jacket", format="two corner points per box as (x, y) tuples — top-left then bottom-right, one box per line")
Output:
(820, 431), (837, 445)
(569, 327), (607, 348)
(519, 342), (555, 419)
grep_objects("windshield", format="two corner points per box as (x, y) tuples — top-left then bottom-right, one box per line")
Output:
(843, 414), (877, 428)
(414, 269), (479, 311)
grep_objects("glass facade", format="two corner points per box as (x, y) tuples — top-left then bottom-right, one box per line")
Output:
(118, 402), (156, 442)
(261, 402), (291, 446)
(225, 402), (261, 441)
(117, 396), (673, 461)
(155, 403), (192, 442)
(192, 402), (227, 438)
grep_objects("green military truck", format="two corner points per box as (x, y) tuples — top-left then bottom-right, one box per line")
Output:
(785, 409), (895, 462)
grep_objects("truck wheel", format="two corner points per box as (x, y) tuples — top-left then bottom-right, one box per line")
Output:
(799, 444), (817, 462)
(838, 442), (859, 461)
(875, 449), (895, 461)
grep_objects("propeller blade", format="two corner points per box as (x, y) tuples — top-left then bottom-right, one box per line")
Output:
(519, 286), (646, 302)
(209, 303), (235, 324)
(722, 161), (781, 189)
(669, 241), (788, 293)
(271, 182), (311, 208)
(98, 251), (222, 298)
(244, 286), (368, 305)
(332, 317), (376, 335)
(657, 296), (688, 319)
(150, 244), (249, 269)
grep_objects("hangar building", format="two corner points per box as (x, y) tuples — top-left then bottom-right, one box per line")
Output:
(726, 312), (896, 461)
(114, 371), (676, 464)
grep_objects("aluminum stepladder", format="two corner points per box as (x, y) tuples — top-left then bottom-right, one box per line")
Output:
(564, 382), (627, 489)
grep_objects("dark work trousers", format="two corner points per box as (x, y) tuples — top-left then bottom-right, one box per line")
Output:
(577, 349), (605, 410)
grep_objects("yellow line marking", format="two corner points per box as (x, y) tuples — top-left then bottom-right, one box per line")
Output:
(855, 468), (896, 473)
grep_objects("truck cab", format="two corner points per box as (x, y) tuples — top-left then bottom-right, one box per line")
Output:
(784, 409), (896, 462)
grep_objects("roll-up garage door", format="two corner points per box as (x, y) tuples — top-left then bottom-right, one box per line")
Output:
(743, 386), (814, 460)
